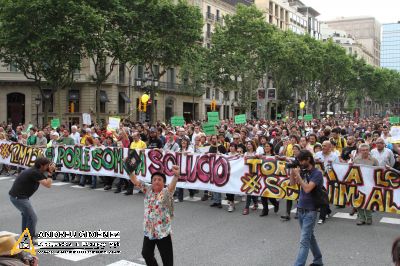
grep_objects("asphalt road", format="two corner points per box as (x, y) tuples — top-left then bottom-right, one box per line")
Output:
(1, 174), (398, 266)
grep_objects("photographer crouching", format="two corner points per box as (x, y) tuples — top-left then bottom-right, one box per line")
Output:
(9, 157), (56, 245)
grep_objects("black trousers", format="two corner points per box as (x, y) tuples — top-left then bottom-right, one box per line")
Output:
(261, 197), (278, 210)
(103, 176), (115, 186)
(142, 235), (173, 266)
(319, 204), (332, 220)
(226, 193), (235, 202)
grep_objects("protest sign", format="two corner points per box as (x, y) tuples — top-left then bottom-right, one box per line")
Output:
(304, 114), (313, 121)
(390, 126), (400, 143)
(171, 116), (185, 126)
(234, 114), (246, 124)
(298, 116), (303, 120)
(203, 123), (216, 136)
(82, 113), (92, 125)
(24, 124), (33, 133)
(51, 119), (60, 129)
(0, 140), (399, 214)
(207, 112), (220, 125)
(108, 117), (120, 131)
(390, 117), (400, 124)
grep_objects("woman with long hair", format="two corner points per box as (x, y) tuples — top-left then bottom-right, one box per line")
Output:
(243, 140), (259, 215)
(259, 142), (279, 217)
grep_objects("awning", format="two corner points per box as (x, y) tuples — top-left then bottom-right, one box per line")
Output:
(68, 90), (79, 101)
(119, 92), (131, 103)
(100, 91), (110, 103)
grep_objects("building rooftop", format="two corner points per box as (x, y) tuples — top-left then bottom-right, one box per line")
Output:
(221, 0), (253, 6)
(325, 16), (377, 23)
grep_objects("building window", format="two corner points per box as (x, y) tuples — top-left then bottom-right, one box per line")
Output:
(207, 5), (211, 14)
(136, 65), (144, 79)
(119, 94), (125, 114)
(152, 64), (159, 79)
(206, 23), (211, 38)
(100, 90), (110, 113)
(119, 63), (125, 84)
(68, 90), (80, 113)
(9, 62), (19, 72)
(167, 68), (175, 86)
(216, 10), (220, 21)
(42, 90), (54, 113)
(224, 90), (230, 100)
(206, 87), (210, 99)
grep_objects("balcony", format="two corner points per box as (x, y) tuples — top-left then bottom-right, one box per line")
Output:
(215, 16), (223, 24)
(205, 12), (215, 22)
(149, 81), (204, 96)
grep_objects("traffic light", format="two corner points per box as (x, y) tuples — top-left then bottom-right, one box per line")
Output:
(211, 100), (217, 111)
(69, 102), (75, 113)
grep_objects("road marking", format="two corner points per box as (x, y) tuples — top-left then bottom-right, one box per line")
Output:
(107, 260), (144, 266)
(333, 212), (357, 220)
(0, 176), (12, 181)
(71, 185), (86, 189)
(51, 182), (70, 186)
(183, 196), (201, 201)
(54, 249), (97, 261)
(0, 231), (19, 237)
(221, 200), (239, 205)
(8, 179), (15, 182)
(380, 217), (400, 225)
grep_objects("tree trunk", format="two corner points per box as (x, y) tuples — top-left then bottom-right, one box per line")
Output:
(96, 84), (101, 125)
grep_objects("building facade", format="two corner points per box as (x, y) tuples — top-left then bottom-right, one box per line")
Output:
(321, 24), (374, 65)
(381, 22), (400, 72)
(325, 16), (381, 67)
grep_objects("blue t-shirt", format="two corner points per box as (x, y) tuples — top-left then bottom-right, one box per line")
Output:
(297, 168), (323, 210)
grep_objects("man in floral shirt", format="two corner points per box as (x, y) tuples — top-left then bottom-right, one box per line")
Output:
(130, 165), (180, 266)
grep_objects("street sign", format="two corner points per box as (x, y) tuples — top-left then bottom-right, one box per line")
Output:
(207, 112), (220, 125)
(234, 114), (246, 124)
(171, 116), (185, 126)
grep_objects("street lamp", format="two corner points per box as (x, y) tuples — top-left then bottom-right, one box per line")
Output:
(135, 71), (159, 124)
(34, 95), (41, 127)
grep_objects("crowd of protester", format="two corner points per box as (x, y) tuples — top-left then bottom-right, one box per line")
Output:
(0, 116), (399, 226)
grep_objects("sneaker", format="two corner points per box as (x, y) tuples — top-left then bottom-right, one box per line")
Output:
(174, 199), (179, 203)
(228, 204), (235, 212)
(280, 215), (290, 221)
(242, 208), (249, 215)
(104, 185), (112, 191)
(273, 203), (279, 213)
(260, 209), (269, 217)
(356, 221), (366, 226)
(114, 189), (121, 193)
(210, 203), (219, 207)
(201, 195), (208, 201)
(317, 219), (324, 224)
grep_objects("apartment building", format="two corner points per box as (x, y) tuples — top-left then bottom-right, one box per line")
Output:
(321, 24), (374, 66)
(381, 22), (400, 72)
(325, 16), (381, 67)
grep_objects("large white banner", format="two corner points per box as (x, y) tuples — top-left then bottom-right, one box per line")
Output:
(0, 141), (399, 213)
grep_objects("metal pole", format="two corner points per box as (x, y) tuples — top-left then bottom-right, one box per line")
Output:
(128, 69), (132, 118)
(192, 83), (195, 122)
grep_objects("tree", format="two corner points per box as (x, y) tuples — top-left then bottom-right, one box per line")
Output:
(129, 0), (203, 123)
(179, 45), (209, 121)
(209, 4), (275, 115)
(83, 0), (128, 124)
(0, 0), (97, 124)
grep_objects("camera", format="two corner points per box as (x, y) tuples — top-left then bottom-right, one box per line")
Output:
(55, 163), (63, 171)
(286, 160), (300, 169)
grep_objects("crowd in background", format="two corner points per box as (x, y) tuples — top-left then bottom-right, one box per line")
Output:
(0, 116), (399, 226)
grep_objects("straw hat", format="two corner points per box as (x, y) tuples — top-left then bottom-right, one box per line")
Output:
(0, 234), (21, 256)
